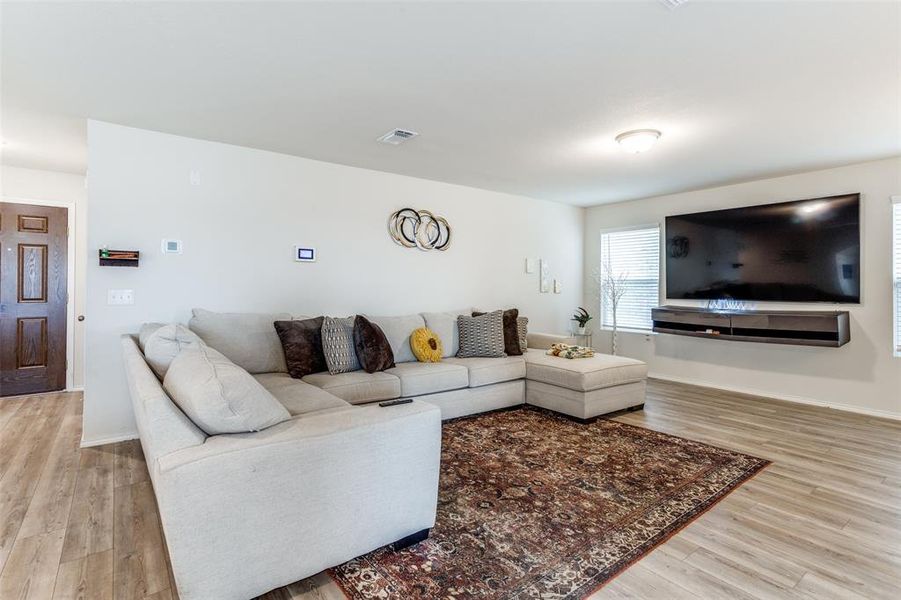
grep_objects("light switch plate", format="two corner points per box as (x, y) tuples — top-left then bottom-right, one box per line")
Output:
(108, 289), (134, 305)
(525, 258), (535, 274)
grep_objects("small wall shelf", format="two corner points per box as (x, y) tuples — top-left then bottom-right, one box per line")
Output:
(99, 249), (140, 267)
(651, 305), (850, 347)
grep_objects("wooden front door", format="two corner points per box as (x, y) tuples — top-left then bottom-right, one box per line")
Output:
(0, 202), (68, 396)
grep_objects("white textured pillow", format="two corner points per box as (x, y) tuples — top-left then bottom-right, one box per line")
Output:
(163, 345), (290, 435)
(138, 322), (165, 352)
(143, 324), (205, 379)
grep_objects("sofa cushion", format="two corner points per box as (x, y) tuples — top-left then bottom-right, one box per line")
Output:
(523, 349), (647, 392)
(385, 362), (469, 396)
(189, 308), (291, 374)
(457, 311), (506, 358)
(473, 308), (522, 355)
(354, 315), (395, 373)
(163, 346), (291, 435)
(322, 316), (361, 374)
(302, 370), (401, 404)
(445, 355), (526, 387)
(138, 322), (165, 352)
(410, 327), (443, 363)
(273, 317), (327, 379)
(143, 324), (205, 379)
(253, 373), (350, 416)
(364, 314), (425, 364)
(421, 309), (471, 358)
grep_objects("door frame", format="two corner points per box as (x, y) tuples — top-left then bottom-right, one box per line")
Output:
(1, 195), (77, 391)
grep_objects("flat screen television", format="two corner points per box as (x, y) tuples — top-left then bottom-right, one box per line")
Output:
(665, 193), (860, 303)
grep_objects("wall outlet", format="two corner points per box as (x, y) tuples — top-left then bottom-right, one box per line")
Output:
(108, 289), (134, 305)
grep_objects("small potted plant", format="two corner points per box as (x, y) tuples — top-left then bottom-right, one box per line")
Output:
(571, 307), (592, 335)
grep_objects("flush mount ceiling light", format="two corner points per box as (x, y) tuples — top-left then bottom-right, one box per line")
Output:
(615, 129), (662, 154)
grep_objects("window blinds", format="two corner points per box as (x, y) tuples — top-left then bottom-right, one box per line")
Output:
(600, 226), (660, 331)
(893, 200), (901, 356)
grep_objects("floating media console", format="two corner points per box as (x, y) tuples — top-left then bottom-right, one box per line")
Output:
(651, 306), (850, 347)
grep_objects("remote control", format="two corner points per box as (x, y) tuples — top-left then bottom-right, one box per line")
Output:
(379, 398), (414, 407)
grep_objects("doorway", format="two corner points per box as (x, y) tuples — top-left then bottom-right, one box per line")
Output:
(0, 202), (68, 396)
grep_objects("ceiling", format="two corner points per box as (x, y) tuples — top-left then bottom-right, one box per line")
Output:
(2, 1), (899, 206)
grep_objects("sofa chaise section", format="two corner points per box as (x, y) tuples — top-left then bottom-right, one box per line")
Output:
(523, 341), (647, 421)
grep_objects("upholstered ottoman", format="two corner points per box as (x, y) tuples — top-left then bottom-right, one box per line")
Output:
(523, 349), (648, 421)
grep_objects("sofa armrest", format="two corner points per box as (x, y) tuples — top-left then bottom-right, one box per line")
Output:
(154, 401), (442, 600)
(527, 331), (578, 350)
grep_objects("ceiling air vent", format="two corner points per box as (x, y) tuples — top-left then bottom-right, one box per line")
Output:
(659, 0), (688, 8)
(377, 129), (419, 145)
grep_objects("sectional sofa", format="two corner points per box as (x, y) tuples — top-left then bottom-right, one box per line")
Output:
(122, 308), (647, 600)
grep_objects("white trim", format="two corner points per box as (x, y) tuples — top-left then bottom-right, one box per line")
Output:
(649, 372), (901, 422)
(80, 431), (139, 448)
(66, 386), (84, 393)
(1, 195), (77, 390)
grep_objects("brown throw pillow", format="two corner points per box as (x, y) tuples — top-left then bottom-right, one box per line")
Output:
(473, 308), (522, 355)
(274, 318), (327, 379)
(353, 316), (396, 373)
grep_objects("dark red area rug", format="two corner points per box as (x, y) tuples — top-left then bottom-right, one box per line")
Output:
(330, 407), (768, 599)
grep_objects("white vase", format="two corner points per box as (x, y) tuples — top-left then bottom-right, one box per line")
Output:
(576, 326), (587, 335)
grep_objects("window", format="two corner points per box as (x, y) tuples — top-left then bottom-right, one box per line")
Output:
(894, 198), (901, 357)
(599, 226), (660, 331)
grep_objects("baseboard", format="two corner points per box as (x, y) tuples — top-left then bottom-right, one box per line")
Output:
(80, 431), (139, 448)
(648, 372), (901, 422)
(66, 386), (84, 392)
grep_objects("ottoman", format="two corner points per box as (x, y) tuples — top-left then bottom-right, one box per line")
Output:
(523, 349), (648, 421)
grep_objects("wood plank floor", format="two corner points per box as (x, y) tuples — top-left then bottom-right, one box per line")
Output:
(0, 380), (899, 599)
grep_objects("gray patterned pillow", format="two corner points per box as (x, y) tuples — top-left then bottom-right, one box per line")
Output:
(322, 316), (361, 375)
(457, 311), (506, 358)
(517, 316), (528, 351)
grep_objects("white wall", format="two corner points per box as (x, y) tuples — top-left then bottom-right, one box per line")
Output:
(1, 165), (87, 389)
(584, 157), (901, 419)
(85, 121), (584, 444)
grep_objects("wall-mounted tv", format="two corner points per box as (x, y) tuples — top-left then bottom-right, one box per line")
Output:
(665, 193), (860, 303)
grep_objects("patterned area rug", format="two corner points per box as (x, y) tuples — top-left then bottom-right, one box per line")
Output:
(330, 407), (769, 599)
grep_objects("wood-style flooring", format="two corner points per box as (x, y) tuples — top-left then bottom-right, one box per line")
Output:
(0, 379), (899, 599)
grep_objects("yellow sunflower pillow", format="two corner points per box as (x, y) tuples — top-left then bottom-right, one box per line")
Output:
(410, 327), (443, 362)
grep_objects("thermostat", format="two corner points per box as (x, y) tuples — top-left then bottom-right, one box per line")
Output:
(162, 239), (183, 254)
(294, 246), (316, 262)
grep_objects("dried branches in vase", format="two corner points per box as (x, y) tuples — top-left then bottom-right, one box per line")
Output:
(593, 259), (629, 355)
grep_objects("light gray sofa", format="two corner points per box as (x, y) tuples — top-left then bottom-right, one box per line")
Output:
(122, 309), (647, 600)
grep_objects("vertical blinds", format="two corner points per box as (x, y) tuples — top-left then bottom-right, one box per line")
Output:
(600, 226), (660, 331)
(894, 200), (901, 356)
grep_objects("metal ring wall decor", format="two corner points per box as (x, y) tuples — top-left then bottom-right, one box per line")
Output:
(388, 208), (452, 251)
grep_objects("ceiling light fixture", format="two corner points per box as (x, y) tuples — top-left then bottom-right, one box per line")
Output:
(615, 129), (661, 154)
